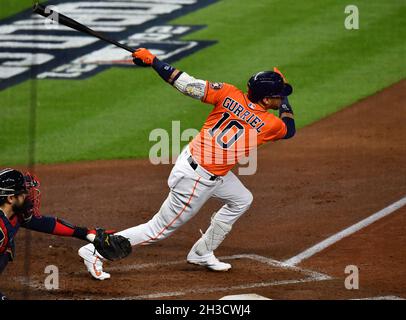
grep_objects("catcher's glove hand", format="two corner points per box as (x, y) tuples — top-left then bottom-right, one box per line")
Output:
(93, 228), (132, 261)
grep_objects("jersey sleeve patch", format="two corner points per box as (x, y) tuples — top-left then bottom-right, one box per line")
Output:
(203, 82), (235, 105)
(209, 82), (224, 90)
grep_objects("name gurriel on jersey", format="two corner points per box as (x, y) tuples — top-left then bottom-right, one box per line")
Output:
(222, 97), (265, 133)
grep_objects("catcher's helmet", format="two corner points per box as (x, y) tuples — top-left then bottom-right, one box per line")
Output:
(0, 168), (27, 198)
(247, 71), (293, 103)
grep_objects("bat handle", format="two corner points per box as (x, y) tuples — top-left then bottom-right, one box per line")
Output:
(115, 42), (136, 54)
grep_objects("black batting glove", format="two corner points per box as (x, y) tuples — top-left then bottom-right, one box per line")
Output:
(279, 96), (294, 117)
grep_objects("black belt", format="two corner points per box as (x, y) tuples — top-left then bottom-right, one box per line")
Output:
(187, 156), (218, 181)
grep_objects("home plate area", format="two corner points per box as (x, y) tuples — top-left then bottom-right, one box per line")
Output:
(16, 253), (331, 299)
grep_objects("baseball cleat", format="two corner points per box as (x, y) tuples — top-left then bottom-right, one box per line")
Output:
(78, 246), (110, 280)
(187, 251), (231, 272)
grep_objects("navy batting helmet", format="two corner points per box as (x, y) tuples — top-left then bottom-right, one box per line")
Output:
(247, 71), (293, 103)
(0, 168), (27, 198)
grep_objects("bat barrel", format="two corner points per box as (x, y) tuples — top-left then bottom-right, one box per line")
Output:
(32, 2), (135, 53)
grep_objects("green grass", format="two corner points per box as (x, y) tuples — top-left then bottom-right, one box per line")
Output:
(0, 0), (405, 166)
(0, 0), (46, 20)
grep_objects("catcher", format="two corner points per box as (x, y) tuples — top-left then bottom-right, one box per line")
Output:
(0, 168), (131, 299)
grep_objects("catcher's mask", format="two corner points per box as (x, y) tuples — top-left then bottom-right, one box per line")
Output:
(247, 70), (293, 103)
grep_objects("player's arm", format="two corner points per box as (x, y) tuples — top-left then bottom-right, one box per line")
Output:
(22, 215), (131, 262)
(279, 97), (296, 139)
(0, 222), (11, 274)
(21, 215), (96, 242)
(132, 48), (206, 100)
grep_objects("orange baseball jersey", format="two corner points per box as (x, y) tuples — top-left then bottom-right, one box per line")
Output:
(189, 81), (288, 176)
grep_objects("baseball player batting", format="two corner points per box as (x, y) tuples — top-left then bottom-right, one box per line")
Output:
(0, 168), (131, 298)
(79, 48), (296, 280)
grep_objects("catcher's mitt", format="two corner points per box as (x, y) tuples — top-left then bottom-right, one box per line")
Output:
(93, 228), (132, 261)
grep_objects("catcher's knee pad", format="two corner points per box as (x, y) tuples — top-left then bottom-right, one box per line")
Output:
(194, 216), (232, 256)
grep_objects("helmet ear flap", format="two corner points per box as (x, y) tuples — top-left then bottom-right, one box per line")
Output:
(247, 74), (266, 102)
(247, 87), (256, 102)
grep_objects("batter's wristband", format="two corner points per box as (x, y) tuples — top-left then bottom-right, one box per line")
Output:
(282, 117), (296, 139)
(152, 58), (178, 84)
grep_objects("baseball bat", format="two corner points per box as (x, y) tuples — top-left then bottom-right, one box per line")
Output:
(32, 3), (135, 53)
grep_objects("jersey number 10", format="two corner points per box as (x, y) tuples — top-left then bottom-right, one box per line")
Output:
(208, 112), (244, 149)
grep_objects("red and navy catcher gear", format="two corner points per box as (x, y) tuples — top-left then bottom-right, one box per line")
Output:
(247, 70), (293, 103)
(23, 172), (41, 217)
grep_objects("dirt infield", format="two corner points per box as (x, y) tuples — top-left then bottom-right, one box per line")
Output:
(1, 80), (405, 300)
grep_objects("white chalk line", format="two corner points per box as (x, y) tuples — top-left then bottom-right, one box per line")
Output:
(39, 277), (324, 301)
(283, 195), (406, 266)
(109, 277), (324, 300)
(88, 254), (331, 300)
(238, 254), (331, 281)
(13, 276), (44, 291)
(351, 296), (405, 300)
(107, 253), (331, 280)
(12, 253), (331, 299)
(14, 253), (331, 278)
